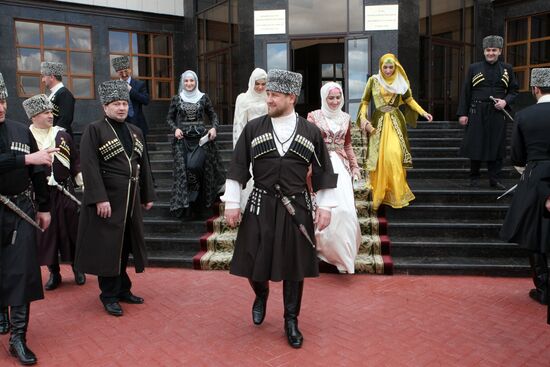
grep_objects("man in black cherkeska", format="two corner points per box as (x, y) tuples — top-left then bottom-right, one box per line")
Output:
(222, 69), (338, 348)
(74, 80), (155, 317)
(501, 68), (550, 316)
(0, 72), (58, 365)
(457, 35), (519, 189)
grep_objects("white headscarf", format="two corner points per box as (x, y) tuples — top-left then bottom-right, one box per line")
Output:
(320, 82), (346, 123)
(242, 68), (267, 105)
(178, 70), (204, 103)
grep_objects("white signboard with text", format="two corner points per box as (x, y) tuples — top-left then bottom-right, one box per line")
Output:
(254, 10), (286, 35)
(365, 5), (399, 31)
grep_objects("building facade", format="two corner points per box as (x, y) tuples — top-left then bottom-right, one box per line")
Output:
(0, 0), (549, 131)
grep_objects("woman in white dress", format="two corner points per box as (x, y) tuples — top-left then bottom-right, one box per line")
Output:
(232, 68), (268, 210)
(307, 82), (361, 273)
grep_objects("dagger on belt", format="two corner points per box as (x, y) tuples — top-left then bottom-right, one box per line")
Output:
(0, 194), (45, 236)
(489, 96), (514, 122)
(54, 183), (82, 206)
(273, 184), (316, 248)
(129, 164), (140, 218)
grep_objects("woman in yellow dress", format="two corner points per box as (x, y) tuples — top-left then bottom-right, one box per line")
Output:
(358, 53), (433, 210)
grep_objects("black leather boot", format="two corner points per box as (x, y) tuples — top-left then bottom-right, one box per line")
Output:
(72, 265), (86, 286)
(45, 265), (62, 291)
(249, 280), (269, 325)
(9, 304), (37, 365)
(283, 280), (304, 348)
(529, 253), (548, 305)
(0, 306), (9, 334)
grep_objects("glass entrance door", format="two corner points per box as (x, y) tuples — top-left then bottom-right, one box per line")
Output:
(345, 36), (370, 122)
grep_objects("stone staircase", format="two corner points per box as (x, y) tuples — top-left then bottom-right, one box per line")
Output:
(142, 125), (234, 267)
(144, 124), (391, 274)
(383, 120), (528, 276)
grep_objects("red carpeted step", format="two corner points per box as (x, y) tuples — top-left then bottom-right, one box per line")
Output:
(383, 254), (394, 275)
(380, 234), (391, 255)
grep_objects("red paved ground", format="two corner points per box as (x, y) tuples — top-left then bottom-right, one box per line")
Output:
(1, 267), (549, 366)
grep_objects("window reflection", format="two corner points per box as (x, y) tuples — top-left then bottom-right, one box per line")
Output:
(322, 64), (334, 78)
(15, 21), (94, 98)
(154, 58), (171, 78)
(531, 14), (550, 39)
(69, 27), (91, 50)
(18, 76), (41, 96)
(44, 50), (67, 65)
(109, 31), (130, 53)
(347, 38), (369, 101)
(267, 43), (287, 71)
(15, 21), (39, 46)
(508, 19), (528, 42)
(17, 48), (41, 71)
(153, 35), (171, 55)
(70, 52), (92, 74)
(44, 24), (66, 48)
(530, 40), (550, 64)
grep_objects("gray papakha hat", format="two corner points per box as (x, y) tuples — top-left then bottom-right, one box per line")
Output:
(482, 35), (504, 49)
(40, 61), (64, 76)
(0, 73), (7, 99)
(530, 68), (550, 88)
(22, 94), (54, 119)
(98, 80), (129, 105)
(112, 56), (131, 72)
(266, 69), (302, 96)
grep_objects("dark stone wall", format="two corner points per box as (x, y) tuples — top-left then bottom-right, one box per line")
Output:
(0, 0), (186, 133)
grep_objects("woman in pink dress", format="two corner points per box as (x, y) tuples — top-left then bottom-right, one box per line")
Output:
(307, 82), (361, 273)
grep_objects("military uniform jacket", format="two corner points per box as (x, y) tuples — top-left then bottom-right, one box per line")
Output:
(500, 101), (550, 253)
(457, 60), (518, 161)
(75, 118), (156, 277)
(51, 86), (75, 135)
(227, 115), (337, 281)
(0, 119), (50, 305)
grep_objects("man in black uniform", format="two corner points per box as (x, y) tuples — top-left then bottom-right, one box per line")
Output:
(501, 68), (550, 311)
(222, 69), (338, 348)
(0, 72), (57, 365)
(41, 61), (75, 136)
(75, 80), (155, 317)
(457, 35), (519, 189)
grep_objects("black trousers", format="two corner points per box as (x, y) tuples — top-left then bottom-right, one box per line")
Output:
(97, 225), (133, 305)
(470, 159), (502, 182)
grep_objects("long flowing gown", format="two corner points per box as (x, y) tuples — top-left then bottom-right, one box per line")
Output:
(358, 77), (427, 210)
(307, 110), (361, 273)
(232, 93), (267, 210)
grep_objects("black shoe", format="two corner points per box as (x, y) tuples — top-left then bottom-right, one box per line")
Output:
(119, 293), (144, 304)
(284, 319), (303, 348)
(104, 302), (123, 316)
(490, 180), (506, 190)
(252, 294), (268, 325)
(0, 307), (9, 335)
(44, 272), (62, 291)
(9, 338), (37, 365)
(73, 268), (86, 286)
(529, 289), (548, 305)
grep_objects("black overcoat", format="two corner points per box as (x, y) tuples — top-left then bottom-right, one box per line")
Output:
(500, 101), (550, 253)
(457, 60), (518, 161)
(0, 119), (50, 306)
(74, 118), (155, 277)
